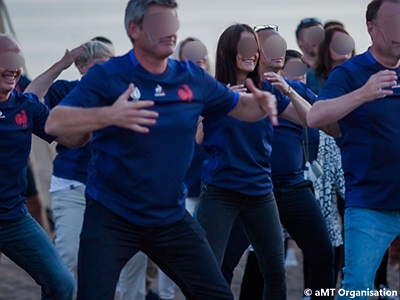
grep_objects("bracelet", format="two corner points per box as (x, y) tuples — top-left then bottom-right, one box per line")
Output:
(285, 85), (292, 96)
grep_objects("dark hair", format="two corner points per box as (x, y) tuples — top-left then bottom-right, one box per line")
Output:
(91, 36), (113, 45)
(124, 0), (177, 34)
(284, 49), (305, 64)
(215, 24), (261, 88)
(178, 37), (196, 60)
(323, 20), (345, 30)
(314, 27), (356, 83)
(366, 0), (400, 23)
(295, 18), (322, 40)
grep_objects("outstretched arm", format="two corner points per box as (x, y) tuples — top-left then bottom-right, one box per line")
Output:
(264, 71), (310, 127)
(308, 70), (397, 128)
(24, 46), (86, 101)
(45, 84), (159, 146)
(228, 78), (278, 125)
(55, 134), (92, 149)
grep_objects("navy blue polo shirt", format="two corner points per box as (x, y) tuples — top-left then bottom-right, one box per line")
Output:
(59, 50), (239, 227)
(45, 80), (91, 184)
(318, 50), (400, 209)
(0, 90), (55, 220)
(201, 81), (290, 196)
(183, 142), (207, 198)
(271, 79), (318, 187)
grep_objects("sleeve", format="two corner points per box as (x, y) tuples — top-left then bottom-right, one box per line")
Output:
(317, 66), (353, 101)
(59, 64), (111, 108)
(261, 80), (290, 115)
(27, 93), (57, 143)
(297, 82), (318, 105)
(44, 80), (76, 109)
(200, 70), (239, 120)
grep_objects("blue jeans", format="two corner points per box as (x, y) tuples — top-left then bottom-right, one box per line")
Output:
(337, 207), (400, 300)
(0, 213), (75, 300)
(77, 196), (233, 300)
(196, 183), (286, 300)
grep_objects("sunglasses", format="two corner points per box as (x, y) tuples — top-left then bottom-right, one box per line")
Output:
(254, 24), (279, 32)
(299, 18), (322, 25)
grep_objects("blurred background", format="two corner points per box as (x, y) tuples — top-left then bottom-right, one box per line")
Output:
(5, 0), (371, 80)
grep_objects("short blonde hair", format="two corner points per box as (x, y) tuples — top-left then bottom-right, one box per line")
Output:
(74, 41), (114, 68)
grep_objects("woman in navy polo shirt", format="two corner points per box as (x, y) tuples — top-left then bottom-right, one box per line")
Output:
(196, 23), (310, 299)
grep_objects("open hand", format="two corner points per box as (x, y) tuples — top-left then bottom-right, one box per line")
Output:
(360, 70), (397, 102)
(246, 78), (278, 125)
(263, 72), (290, 94)
(227, 83), (247, 93)
(110, 84), (159, 133)
(59, 46), (86, 70)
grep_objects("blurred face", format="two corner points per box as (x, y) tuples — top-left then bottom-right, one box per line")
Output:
(281, 57), (306, 83)
(236, 31), (259, 74)
(0, 37), (22, 101)
(257, 29), (283, 73)
(129, 5), (178, 59)
(180, 43), (208, 70)
(297, 27), (319, 58)
(329, 31), (352, 63)
(368, 1), (400, 60)
(78, 57), (110, 75)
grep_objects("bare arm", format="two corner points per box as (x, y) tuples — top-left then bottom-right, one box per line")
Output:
(307, 70), (397, 128)
(55, 133), (92, 148)
(264, 72), (310, 127)
(196, 122), (204, 145)
(24, 46), (85, 101)
(45, 84), (159, 141)
(228, 78), (278, 125)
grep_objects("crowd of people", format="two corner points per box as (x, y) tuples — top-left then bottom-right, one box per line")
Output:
(1, 0), (400, 299)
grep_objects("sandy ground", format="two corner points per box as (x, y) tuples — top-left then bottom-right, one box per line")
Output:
(1, 244), (400, 300)
(0, 245), (306, 300)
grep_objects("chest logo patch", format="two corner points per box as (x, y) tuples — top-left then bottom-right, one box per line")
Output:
(178, 85), (193, 102)
(15, 110), (27, 128)
(0, 111), (5, 119)
(154, 84), (165, 97)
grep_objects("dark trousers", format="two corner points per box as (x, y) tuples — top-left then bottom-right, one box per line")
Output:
(196, 183), (286, 300)
(222, 180), (335, 300)
(77, 196), (233, 300)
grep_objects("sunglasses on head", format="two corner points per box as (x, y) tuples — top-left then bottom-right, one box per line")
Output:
(253, 24), (279, 33)
(299, 18), (322, 25)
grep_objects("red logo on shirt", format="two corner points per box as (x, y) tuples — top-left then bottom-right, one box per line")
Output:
(15, 110), (27, 128)
(178, 85), (193, 102)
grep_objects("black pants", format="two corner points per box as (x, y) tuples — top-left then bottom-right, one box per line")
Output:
(222, 180), (335, 300)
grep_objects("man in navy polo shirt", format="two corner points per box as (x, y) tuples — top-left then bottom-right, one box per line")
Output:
(0, 33), (79, 299)
(308, 0), (400, 297)
(45, 0), (278, 299)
